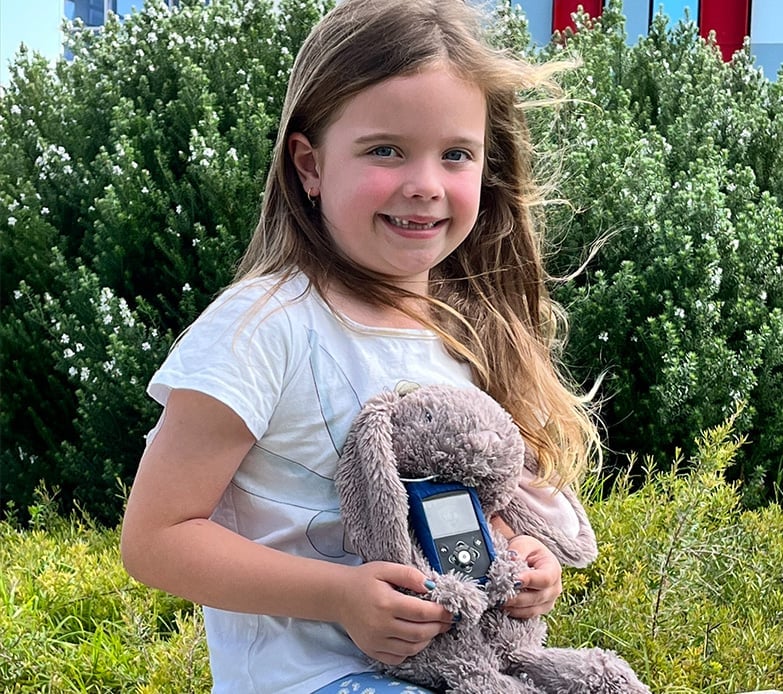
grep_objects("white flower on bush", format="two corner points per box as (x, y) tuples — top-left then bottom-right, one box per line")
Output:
(708, 265), (723, 290)
(8, 216), (16, 227)
(119, 299), (135, 327)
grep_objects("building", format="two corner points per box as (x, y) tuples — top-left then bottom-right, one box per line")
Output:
(64, 0), (180, 26)
(1, 0), (781, 85)
(522, 0), (782, 79)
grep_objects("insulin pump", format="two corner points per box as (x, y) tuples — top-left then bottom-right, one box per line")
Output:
(405, 479), (495, 583)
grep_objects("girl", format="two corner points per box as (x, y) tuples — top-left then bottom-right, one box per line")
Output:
(121, 0), (600, 692)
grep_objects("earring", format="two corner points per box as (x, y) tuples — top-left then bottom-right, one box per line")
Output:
(306, 188), (319, 208)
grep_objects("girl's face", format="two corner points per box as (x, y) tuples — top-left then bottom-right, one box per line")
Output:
(289, 65), (486, 295)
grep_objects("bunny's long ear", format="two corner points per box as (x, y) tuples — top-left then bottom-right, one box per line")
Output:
(499, 449), (598, 568)
(335, 391), (413, 565)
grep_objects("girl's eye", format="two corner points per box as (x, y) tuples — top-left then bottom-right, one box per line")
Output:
(443, 149), (471, 162)
(371, 145), (398, 158)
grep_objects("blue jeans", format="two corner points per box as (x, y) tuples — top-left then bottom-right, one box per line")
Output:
(312, 671), (436, 693)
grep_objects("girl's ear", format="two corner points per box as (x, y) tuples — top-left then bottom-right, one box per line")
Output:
(288, 132), (321, 195)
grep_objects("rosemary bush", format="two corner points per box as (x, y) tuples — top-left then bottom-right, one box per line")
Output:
(0, 0), (331, 522)
(1, 0), (781, 523)
(529, 1), (783, 502)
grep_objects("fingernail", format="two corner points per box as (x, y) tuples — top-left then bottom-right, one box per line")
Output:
(507, 550), (519, 560)
(424, 579), (436, 590)
(452, 613), (462, 623)
(514, 581), (525, 591)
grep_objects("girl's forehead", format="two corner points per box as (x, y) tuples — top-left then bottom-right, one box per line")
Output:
(324, 67), (487, 139)
(347, 68), (483, 113)
(326, 61), (482, 115)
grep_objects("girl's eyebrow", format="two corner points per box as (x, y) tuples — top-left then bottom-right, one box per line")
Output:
(353, 132), (484, 150)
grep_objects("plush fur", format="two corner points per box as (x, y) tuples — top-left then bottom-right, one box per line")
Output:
(335, 384), (650, 694)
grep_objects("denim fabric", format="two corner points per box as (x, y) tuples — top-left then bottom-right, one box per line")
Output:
(311, 671), (436, 693)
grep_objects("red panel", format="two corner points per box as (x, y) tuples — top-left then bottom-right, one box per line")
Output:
(699, 0), (751, 61)
(552, 0), (604, 33)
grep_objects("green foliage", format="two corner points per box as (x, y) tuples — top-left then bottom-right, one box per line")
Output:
(2, 0), (782, 523)
(549, 415), (783, 692)
(0, 490), (207, 692)
(3, 424), (781, 691)
(512, 0), (783, 500)
(0, 0), (331, 523)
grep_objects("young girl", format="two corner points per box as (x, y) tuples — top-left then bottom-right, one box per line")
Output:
(121, 0), (600, 692)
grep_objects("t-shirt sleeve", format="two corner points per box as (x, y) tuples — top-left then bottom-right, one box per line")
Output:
(147, 282), (295, 440)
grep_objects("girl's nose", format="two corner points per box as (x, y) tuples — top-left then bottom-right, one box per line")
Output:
(401, 160), (445, 200)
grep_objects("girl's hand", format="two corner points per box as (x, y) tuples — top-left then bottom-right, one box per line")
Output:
(338, 562), (453, 665)
(503, 534), (562, 619)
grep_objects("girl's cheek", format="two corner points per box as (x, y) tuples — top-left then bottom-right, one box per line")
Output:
(451, 173), (483, 211)
(356, 168), (400, 199)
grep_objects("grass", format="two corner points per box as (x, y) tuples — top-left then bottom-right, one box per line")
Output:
(0, 510), (209, 693)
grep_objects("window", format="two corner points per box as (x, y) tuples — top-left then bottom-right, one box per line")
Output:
(64, 0), (108, 26)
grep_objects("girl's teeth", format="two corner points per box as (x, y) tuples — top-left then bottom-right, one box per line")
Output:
(387, 215), (437, 230)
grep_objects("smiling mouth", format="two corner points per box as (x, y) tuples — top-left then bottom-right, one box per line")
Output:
(383, 215), (442, 231)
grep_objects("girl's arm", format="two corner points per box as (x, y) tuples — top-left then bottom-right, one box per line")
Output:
(490, 515), (563, 619)
(120, 388), (452, 664)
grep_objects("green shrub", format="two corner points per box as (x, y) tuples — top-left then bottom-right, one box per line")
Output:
(551, 414), (783, 692)
(3, 423), (781, 692)
(2, 0), (782, 523)
(0, 0), (331, 523)
(527, 1), (783, 501)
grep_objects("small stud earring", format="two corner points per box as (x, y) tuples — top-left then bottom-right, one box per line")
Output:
(307, 188), (319, 207)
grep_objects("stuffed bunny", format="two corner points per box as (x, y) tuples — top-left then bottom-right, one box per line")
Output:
(335, 383), (650, 694)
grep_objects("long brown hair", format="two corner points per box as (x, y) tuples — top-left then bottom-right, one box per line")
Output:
(235, 0), (600, 486)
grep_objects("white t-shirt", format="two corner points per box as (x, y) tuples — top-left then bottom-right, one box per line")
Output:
(146, 272), (475, 693)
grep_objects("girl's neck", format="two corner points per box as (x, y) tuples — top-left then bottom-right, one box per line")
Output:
(324, 282), (430, 330)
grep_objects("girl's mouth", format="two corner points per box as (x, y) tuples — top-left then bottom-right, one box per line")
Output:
(383, 215), (442, 231)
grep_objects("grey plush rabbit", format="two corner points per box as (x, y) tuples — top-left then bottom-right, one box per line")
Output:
(335, 383), (650, 694)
